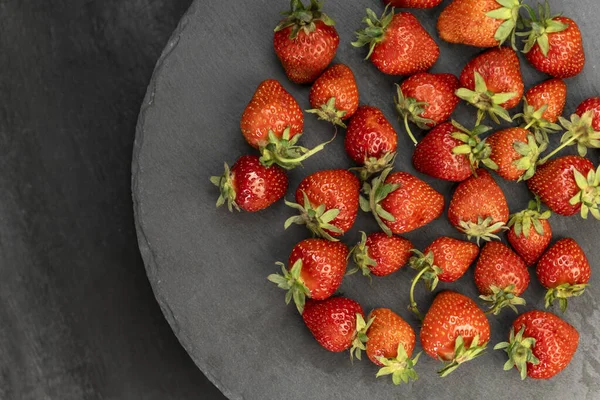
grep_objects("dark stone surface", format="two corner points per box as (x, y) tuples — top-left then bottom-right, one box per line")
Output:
(0, 0), (225, 399)
(134, 0), (600, 399)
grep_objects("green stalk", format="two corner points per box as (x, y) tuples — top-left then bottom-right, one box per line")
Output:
(538, 134), (579, 164)
(408, 267), (429, 321)
(404, 114), (418, 146)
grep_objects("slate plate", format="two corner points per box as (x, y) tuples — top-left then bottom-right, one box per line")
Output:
(132, 1), (600, 398)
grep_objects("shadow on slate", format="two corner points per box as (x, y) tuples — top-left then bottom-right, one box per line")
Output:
(0, 0), (226, 399)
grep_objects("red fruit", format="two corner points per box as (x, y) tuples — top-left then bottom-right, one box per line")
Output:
(495, 310), (579, 379)
(474, 242), (530, 315)
(210, 155), (288, 212)
(308, 64), (359, 127)
(383, 0), (442, 8)
(302, 297), (366, 353)
(273, 0), (339, 84)
(487, 127), (543, 181)
(575, 97), (600, 131)
(365, 308), (420, 385)
(437, 0), (522, 48)
(395, 73), (460, 144)
(349, 232), (413, 278)
(345, 106), (398, 180)
(518, 79), (566, 144)
(507, 198), (552, 266)
(536, 238), (591, 312)
(457, 47), (524, 124)
(448, 169), (509, 243)
(421, 291), (490, 376)
(527, 155), (596, 217)
(285, 170), (360, 240)
(353, 9), (439, 76)
(268, 238), (348, 313)
(522, 6), (585, 79)
(362, 169), (444, 236)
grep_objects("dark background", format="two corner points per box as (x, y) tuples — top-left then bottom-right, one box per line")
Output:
(0, 1), (225, 398)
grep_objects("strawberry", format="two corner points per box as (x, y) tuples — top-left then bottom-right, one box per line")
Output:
(308, 64), (359, 128)
(302, 297), (371, 358)
(383, 0), (442, 8)
(395, 73), (460, 144)
(437, 0), (523, 48)
(495, 310), (579, 379)
(285, 170), (360, 240)
(448, 169), (509, 243)
(507, 197), (552, 266)
(268, 238), (348, 313)
(365, 308), (420, 385)
(408, 237), (479, 319)
(576, 97), (600, 131)
(536, 238), (591, 312)
(486, 127), (544, 181)
(475, 242), (530, 315)
(521, 3), (585, 78)
(420, 291), (490, 376)
(345, 106), (398, 181)
(516, 78), (566, 144)
(412, 121), (496, 182)
(457, 47), (524, 125)
(273, 0), (339, 84)
(352, 8), (439, 76)
(361, 168), (444, 236)
(348, 231), (413, 278)
(527, 155), (599, 218)
(210, 155), (288, 212)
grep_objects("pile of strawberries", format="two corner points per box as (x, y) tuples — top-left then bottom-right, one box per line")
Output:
(211, 0), (598, 384)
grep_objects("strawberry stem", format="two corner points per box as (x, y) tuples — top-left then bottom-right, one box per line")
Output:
(408, 266), (428, 321)
(538, 134), (578, 164)
(403, 114), (418, 146)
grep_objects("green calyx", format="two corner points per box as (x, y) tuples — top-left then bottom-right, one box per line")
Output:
(274, 0), (335, 39)
(284, 190), (343, 241)
(408, 250), (443, 321)
(515, 98), (562, 144)
(494, 326), (540, 380)
(458, 216), (508, 245)
(350, 313), (375, 361)
(485, 0), (524, 49)
(480, 284), (526, 315)
(569, 165), (600, 220)
(210, 163), (239, 212)
(351, 6), (395, 60)
(545, 283), (588, 312)
(395, 84), (435, 145)
(306, 97), (347, 128)
(507, 196), (551, 238)
(347, 231), (377, 281)
(350, 151), (397, 182)
(259, 127), (335, 170)
(359, 167), (400, 237)
(557, 111), (600, 158)
(520, 1), (569, 56)
(512, 134), (547, 181)
(456, 72), (516, 125)
(438, 335), (487, 377)
(376, 344), (421, 385)
(267, 259), (311, 314)
(450, 120), (498, 174)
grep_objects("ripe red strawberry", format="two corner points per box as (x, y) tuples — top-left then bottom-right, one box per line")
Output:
(308, 64), (359, 128)
(517, 78), (566, 144)
(412, 121), (495, 182)
(536, 238), (591, 312)
(268, 238), (348, 313)
(362, 168), (444, 236)
(527, 155), (599, 218)
(457, 47), (524, 124)
(495, 310), (579, 379)
(421, 291), (490, 376)
(395, 72), (460, 144)
(353, 8), (439, 76)
(365, 308), (420, 385)
(474, 242), (530, 315)
(507, 198), (552, 266)
(345, 106), (398, 180)
(408, 237), (479, 319)
(437, 0), (523, 48)
(302, 297), (370, 357)
(348, 232), (413, 278)
(522, 4), (585, 78)
(486, 127), (544, 181)
(575, 97), (600, 131)
(285, 170), (360, 240)
(210, 155), (288, 212)
(383, 0), (442, 8)
(273, 0), (339, 84)
(448, 169), (509, 243)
